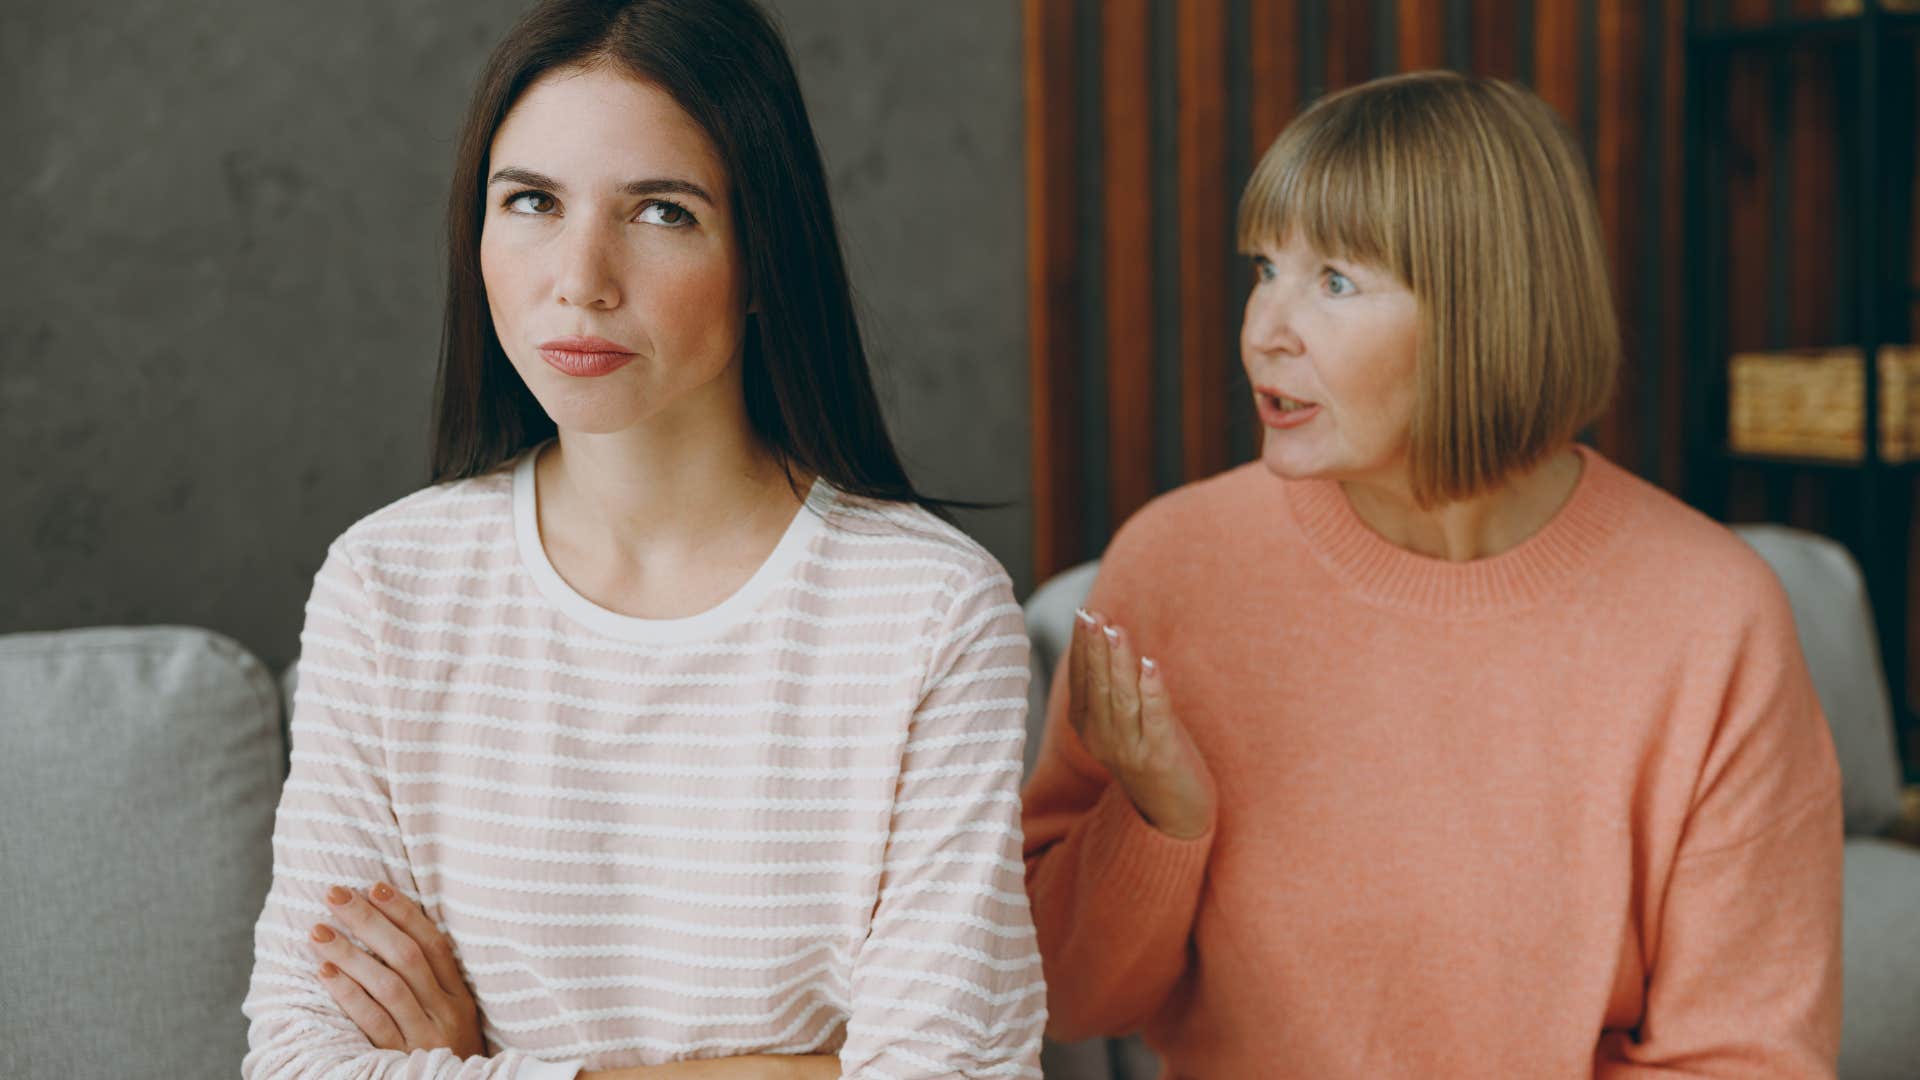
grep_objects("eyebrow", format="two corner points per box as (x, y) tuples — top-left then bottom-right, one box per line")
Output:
(485, 167), (714, 205)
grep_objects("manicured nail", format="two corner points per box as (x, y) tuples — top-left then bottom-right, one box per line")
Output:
(310, 924), (336, 944)
(1102, 626), (1120, 643)
(326, 885), (352, 906)
(319, 962), (340, 978)
(1140, 657), (1158, 676)
(1075, 608), (1096, 626)
(370, 882), (395, 903)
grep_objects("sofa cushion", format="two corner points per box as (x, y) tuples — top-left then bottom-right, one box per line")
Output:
(1734, 526), (1907, 837)
(0, 627), (284, 1080)
(1840, 838), (1920, 1080)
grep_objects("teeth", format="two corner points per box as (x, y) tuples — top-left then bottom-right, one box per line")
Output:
(1270, 395), (1310, 412)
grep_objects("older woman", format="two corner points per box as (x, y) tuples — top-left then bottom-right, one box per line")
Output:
(1022, 72), (1842, 1077)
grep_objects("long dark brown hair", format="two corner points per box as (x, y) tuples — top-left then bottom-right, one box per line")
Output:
(431, 0), (953, 514)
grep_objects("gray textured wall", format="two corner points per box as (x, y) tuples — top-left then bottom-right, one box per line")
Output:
(1, 0), (1029, 671)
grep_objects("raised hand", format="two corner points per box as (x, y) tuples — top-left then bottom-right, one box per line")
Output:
(1068, 609), (1215, 840)
(308, 882), (484, 1058)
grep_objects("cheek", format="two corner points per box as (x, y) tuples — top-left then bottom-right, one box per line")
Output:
(478, 229), (523, 330)
(641, 249), (747, 350)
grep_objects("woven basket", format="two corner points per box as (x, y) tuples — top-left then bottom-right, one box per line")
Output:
(1821, 0), (1920, 14)
(1728, 345), (1920, 463)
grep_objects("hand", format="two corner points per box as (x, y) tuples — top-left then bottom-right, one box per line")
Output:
(307, 882), (484, 1058)
(1068, 609), (1215, 839)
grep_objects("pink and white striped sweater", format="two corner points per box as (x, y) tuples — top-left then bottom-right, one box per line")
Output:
(242, 448), (1045, 1079)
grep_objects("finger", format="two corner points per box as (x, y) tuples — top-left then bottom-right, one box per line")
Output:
(325, 885), (446, 1015)
(366, 882), (467, 1003)
(1104, 624), (1144, 752)
(308, 922), (436, 1048)
(1067, 608), (1094, 740)
(1139, 656), (1177, 750)
(1081, 611), (1115, 752)
(316, 959), (404, 1051)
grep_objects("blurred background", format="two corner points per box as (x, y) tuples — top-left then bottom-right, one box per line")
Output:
(5, 2), (1920, 1078)
(2, 1), (1917, 764)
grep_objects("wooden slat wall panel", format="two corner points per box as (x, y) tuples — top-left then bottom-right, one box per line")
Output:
(1248, 0), (1300, 178)
(1658, 0), (1686, 493)
(1179, 0), (1234, 483)
(1470, 0), (1522, 78)
(1027, 0), (1901, 591)
(1532, 2), (1580, 129)
(1595, 1), (1646, 471)
(1326, 0), (1376, 91)
(1024, 0), (1080, 579)
(1102, 0), (1157, 530)
(1398, 0), (1447, 71)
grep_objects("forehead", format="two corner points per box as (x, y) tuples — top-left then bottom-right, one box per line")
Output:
(490, 65), (726, 194)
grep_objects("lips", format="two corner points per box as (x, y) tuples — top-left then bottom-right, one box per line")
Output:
(538, 335), (636, 378)
(1254, 386), (1319, 429)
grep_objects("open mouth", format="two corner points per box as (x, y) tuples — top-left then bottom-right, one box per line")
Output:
(1255, 388), (1320, 428)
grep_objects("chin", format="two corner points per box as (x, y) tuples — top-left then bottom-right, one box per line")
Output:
(1259, 436), (1329, 482)
(521, 381), (659, 435)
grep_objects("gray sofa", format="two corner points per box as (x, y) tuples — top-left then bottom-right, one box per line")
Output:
(2, 526), (1913, 1079)
(1, 627), (287, 1078)
(1021, 525), (1920, 1080)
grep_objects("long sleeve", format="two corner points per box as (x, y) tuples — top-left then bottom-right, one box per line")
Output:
(1596, 584), (1844, 1078)
(1018, 560), (1213, 1043)
(241, 544), (581, 1080)
(836, 571), (1046, 1079)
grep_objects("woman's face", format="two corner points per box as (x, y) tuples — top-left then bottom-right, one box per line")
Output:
(480, 65), (748, 436)
(1240, 231), (1421, 490)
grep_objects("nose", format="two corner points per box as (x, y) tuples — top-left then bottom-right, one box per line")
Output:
(552, 222), (623, 311)
(1241, 280), (1303, 358)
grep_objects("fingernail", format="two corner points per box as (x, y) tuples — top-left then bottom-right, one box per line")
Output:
(319, 961), (340, 978)
(1075, 608), (1096, 626)
(1140, 657), (1158, 676)
(326, 885), (352, 906)
(310, 924), (336, 944)
(370, 882), (395, 903)
(1103, 626), (1120, 643)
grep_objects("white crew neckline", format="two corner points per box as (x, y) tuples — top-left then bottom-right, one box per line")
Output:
(513, 445), (831, 643)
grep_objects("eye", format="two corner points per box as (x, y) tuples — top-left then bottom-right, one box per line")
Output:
(504, 190), (556, 215)
(638, 200), (697, 227)
(1251, 256), (1276, 283)
(1323, 267), (1356, 296)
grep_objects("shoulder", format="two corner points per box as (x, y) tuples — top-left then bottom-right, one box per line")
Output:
(1584, 454), (1792, 630)
(1094, 463), (1270, 581)
(814, 490), (1013, 595)
(323, 467), (518, 581)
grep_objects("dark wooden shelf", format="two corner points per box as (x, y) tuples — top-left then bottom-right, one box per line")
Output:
(1722, 447), (1920, 471)
(1688, 11), (1920, 49)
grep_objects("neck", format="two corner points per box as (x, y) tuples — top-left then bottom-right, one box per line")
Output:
(1339, 447), (1584, 562)
(536, 397), (807, 563)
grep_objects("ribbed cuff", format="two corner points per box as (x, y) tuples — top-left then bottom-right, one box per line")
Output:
(515, 1057), (585, 1080)
(1078, 782), (1215, 910)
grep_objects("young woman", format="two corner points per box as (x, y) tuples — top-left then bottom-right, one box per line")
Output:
(242, 2), (1043, 1077)
(1023, 72), (1843, 1076)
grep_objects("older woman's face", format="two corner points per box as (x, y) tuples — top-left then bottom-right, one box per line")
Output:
(480, 65), (748, 435)
(1239, 232), (1420, 490)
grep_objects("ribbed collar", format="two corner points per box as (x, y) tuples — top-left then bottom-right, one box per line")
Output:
(1282, 445), (1641, 619)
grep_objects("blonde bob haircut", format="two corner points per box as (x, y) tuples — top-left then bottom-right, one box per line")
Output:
(1238, 70), (1619, 507)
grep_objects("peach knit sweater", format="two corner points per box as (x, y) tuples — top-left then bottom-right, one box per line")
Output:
(244, 450), (1044, 1078)
(1023, 446), (1843, 1078)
